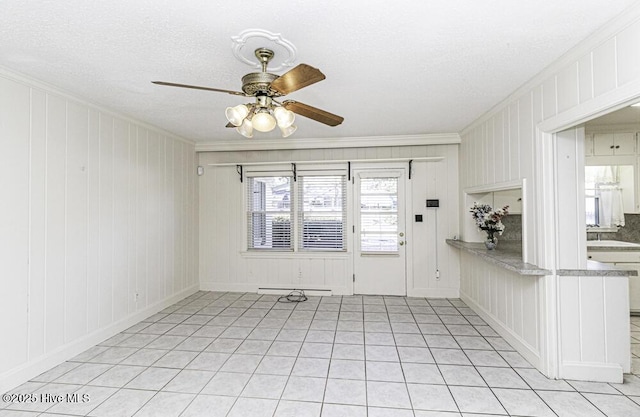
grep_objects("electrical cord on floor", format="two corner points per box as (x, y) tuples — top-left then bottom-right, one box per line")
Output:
(278, 289), (308, 303)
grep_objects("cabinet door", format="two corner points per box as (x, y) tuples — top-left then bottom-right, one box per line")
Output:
(613, 132), (636, 155)
(593, 133), (614, 155)
(585, 134), (594, 156)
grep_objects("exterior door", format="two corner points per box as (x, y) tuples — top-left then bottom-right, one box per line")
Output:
(353, 170), (406, 295)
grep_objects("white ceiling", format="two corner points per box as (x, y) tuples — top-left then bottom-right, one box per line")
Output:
(0, 0), (636, 144)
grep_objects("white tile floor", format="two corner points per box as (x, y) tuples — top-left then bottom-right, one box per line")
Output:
(2, 291), (640, 417)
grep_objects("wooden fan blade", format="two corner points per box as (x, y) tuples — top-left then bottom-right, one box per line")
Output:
(152, 81), (246, 96)
(283, 100), (344, 126)
(270, 64), (326, 95)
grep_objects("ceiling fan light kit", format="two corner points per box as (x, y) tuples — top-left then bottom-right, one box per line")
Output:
(237, 118), (254, 138)
(252, 109), (277, 132)
(274, 106), (295, 128)
(280, 124), (297, 138)
(225, 104), (250, 127)
(153, 43), (343, 139)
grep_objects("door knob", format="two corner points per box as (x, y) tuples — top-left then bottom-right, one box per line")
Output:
(399, 241), (405, 246)
(399, 232), (404, 237)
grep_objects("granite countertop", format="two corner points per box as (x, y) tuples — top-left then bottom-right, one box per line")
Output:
(447, 239), (638, 277)
(445, 239), (549, 276)
(557, 260), (638, 277)
(586, 240), (640, 251)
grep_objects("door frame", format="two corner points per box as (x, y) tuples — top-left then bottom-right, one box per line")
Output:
(350, 163), (412, 295)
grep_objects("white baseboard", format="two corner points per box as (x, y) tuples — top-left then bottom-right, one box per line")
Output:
(460, 292), (541, 370)
(0, 284), (199, 394)
(560, 361), (624, 384)
(409, 288), (460, 298)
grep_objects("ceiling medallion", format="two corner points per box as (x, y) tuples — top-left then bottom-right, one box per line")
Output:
(231, 29), (297, 72)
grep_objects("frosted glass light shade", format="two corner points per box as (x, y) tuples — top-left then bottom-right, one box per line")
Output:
(252, 111), (277, 132)
(280, 124), (297, 138)
(225, 104), (249, 126)
(274, 107), (295, 128)
(236, 118), (253, 138)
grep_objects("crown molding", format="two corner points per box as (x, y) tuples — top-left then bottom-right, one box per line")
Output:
(194, 133), (460, 152)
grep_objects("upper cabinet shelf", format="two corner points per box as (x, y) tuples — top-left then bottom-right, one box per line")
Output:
(586, 132), (636, 156)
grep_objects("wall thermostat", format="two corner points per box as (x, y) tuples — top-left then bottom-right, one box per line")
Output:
(426, 199), (440, 208)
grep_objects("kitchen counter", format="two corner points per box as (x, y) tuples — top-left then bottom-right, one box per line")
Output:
(587, 240), (640, 251)
(447, 239), (638, 277)
(558, 260), (638, 276)
(445, 239), (550, 276)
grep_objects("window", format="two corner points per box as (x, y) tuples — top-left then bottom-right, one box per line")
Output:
(247, 173), (347, 251)
(359, 177), (399, 252)
(585, 165), (633, 227)
(247, 176), (293, 249)
(298, 175), (346, 250)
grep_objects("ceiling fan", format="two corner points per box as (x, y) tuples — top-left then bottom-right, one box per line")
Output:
(152, 48), (344, 138)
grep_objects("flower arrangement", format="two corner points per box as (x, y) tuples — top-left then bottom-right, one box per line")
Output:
(470, 203), (509, 247)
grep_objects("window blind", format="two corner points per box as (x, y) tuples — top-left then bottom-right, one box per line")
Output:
(359, 177), (399, 252)
(297, 175), (347, 250)
(247, 176), (293, 250)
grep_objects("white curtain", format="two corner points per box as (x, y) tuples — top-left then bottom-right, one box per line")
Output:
(599, 184), (625, 227)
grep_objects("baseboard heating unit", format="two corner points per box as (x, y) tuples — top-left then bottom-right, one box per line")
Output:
(257, 288), (333, 297)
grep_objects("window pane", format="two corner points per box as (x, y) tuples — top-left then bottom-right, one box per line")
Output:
(298, 175), (346, 250)
(360, 177), (399, 252)
(247, 176), (292, 250)
(361, 234), (398, 252)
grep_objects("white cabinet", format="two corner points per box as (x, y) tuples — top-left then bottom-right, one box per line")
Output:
(588, 250), (640, 313)
(585, 134), (595, 157)
(592, 132), (636, 156)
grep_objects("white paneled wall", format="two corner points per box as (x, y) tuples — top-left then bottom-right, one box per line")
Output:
(0, 70), (199, 392)
(459, 4), (640, 382)
(559, 275), (630, 381)
(198, 144), (459, 297)
(459, 253), (542, 368)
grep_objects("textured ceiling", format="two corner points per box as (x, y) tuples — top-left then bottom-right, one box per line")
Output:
(0, 0), (636, 144)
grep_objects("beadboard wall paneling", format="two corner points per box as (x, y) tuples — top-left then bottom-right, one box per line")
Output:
(459, 7), (640, 382)
(0, 76), (30, 375)
(558, 275), (630, 381)
(458, 252), (541, 368)
(0, 71), (199, 393)
(198, 145), (460, 297)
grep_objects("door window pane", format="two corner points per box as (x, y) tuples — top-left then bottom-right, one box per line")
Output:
(360, 177), (399, 252)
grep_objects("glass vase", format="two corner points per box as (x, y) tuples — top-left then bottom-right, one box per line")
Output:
(484, 240), (497, 250)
